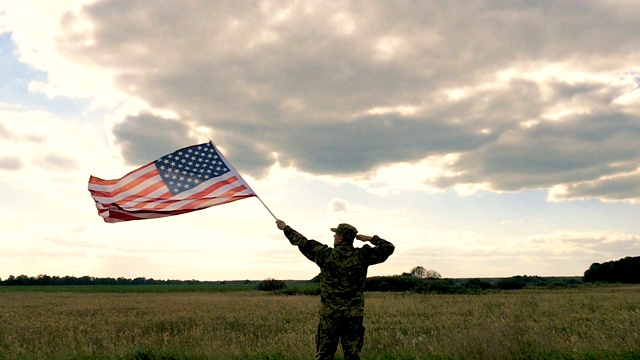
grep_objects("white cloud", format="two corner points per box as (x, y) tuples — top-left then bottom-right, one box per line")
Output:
(0, 109), (110, 189)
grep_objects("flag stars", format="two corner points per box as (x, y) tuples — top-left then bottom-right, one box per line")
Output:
(155, 143), (231, 196)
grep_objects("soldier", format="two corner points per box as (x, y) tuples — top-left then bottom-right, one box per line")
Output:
(275, 219), (395, 360)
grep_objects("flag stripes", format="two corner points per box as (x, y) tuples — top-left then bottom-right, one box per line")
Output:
(88, 142), (256, 223)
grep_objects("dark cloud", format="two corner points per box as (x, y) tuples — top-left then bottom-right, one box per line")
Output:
(41, 153), (77, 170)
(434, 111), (640, 191)
(112, 112), (199, 165)
(57, 1), (640, 201)
(0, 156), (23, 170)
(213, 131), (276, 177)
(558, 172), (640, 202)
(218, 112), (497, 174)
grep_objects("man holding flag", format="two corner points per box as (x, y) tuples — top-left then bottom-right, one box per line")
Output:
(89, 141), (394, 359)
(276, 219), (395, 360)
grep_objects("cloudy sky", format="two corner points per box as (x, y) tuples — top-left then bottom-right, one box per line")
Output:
(2, 0), (640, 281)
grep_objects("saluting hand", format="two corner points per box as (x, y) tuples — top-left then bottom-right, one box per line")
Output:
(355, 234), (372, 242)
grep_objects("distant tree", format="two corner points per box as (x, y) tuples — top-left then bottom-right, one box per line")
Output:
(78, 275), (93, 285)
(424, 270), (442, 279)
(365, 276), (420, 292)
(410, 266), (427, 278)
(16, 275), (32, 285)
(257, 278), (287, 291)
(464, 278), (494, 291)
(497, 276), (527, 290)
(410, 266), (441, 279)
(36, 274), (52, 285)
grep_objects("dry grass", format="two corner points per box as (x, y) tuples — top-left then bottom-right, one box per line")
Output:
(0, 286), (639, 359)
(365, 287), (640, 359)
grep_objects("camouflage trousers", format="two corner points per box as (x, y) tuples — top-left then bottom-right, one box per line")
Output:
(315, 315), (365, 360)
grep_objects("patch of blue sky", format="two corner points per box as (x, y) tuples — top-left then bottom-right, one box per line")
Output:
(0, 32), (94, 120)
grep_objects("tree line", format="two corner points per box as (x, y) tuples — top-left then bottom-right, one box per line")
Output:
(583, 256), (640, 283)
(364, 274), (582, 294)
(0, 274), (218, 286)
(3, 256), (638, 288)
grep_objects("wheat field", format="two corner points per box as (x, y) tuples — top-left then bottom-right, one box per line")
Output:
(0, 285), (639, 359)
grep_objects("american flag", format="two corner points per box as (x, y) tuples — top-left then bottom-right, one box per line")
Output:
(88, 142), (256, 223)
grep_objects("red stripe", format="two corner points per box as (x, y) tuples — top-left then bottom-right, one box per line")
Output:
(88, 176), (120, 186)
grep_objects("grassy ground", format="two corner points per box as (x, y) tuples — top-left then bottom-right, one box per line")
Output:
(0, 285), (639, 359)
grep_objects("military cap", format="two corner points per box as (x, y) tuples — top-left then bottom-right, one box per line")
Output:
(330, 223), (358, 239)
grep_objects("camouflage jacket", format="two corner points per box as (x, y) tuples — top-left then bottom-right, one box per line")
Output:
(283, 226), (395, 317)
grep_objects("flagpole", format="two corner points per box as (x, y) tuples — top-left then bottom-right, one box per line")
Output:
(255, 195), (278, 220)
(208, 140), (278, 220)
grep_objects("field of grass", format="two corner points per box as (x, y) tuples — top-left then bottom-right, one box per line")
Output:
(0, 283), (257, 294)
(1, 285), (639, 359)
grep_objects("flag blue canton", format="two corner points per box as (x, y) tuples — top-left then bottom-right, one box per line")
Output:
(155, 143), (230, 195)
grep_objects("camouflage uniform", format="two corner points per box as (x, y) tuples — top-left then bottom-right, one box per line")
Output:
(283, 224), (395, 360)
